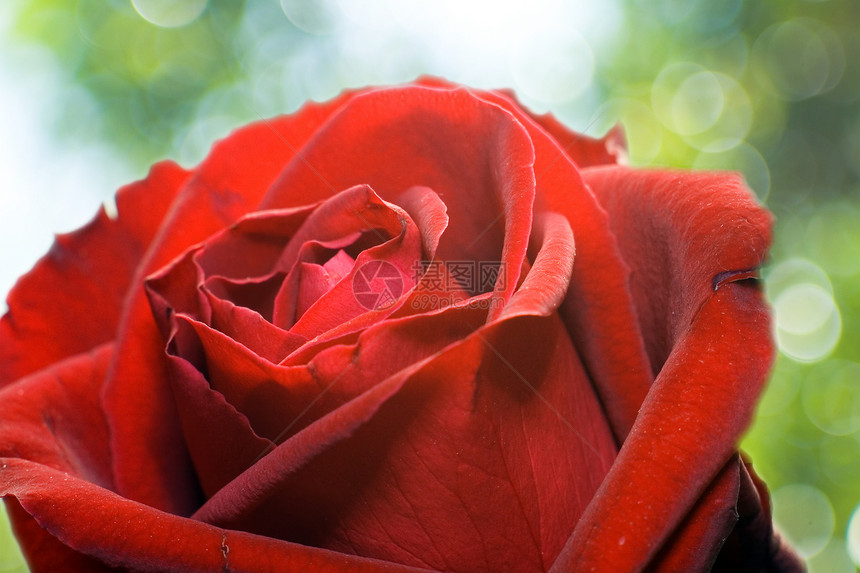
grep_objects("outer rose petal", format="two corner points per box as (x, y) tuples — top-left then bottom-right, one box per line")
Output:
(103, 93), (356, 513)
(192, 313), (615, 573)
(0, 161), (189, 387)
(495, 88), (627, 168)
(554, 283), (776, 571)
(712, 459), (804, 571)
(543, 166), (799, 569)
(415, 77), (627, 168)
(0, 343), (115, 571)
(1, 460), (423, 573)
(649, 459), (743, 572)
(581, 166), (772, 372)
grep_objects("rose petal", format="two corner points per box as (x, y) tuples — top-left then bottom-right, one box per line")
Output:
(498, 211), (575, 318)
(0, 343), (114, 488)
(581, 166), (773, 373)
(391, 185), (449, 262)
(3, 497), (113, 572)
(494, 87), (628, 168)
(556, 282), (774, 570)
(0, 459), (422, 572)
(272, 185), (398, 275)
(411, 78), (626, 169)
(0, 161), (189, 387)
(474, 88), (654, 441)
(258, 86), (537, 318)
(712, 458), (805, 571)
(0, 343), (115, 571)
(648, 459), (741, 572)
(174, 301), (488, 444)
(194, 203), (320, 281)
(163, 353), (272, 500)
(270, 185), (422, 332)
(204, 289), (307, 363)
(270, 238), (358, 329)
(191, 310), (615, 572)
(103, 94), (354, 512)
(295, 262), (341, 318)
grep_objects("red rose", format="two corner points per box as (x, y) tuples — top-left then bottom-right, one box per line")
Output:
(0, 80), (802, 572)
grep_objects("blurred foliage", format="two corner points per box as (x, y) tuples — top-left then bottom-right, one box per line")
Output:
(13, 0), (256, 168)
(2, 0), (860, 571)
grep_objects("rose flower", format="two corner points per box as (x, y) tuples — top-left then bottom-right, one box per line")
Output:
(0, 80), (802, 572)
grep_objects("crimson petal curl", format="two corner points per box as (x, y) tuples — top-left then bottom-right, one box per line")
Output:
(258, 86), (537, 320)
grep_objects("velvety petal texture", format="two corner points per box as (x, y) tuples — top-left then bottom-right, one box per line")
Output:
(0, 80), (800, 573)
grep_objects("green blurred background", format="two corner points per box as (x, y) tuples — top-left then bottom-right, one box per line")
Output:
(1, 0), (858, 571)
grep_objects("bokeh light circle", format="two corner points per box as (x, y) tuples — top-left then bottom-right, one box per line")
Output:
(767, 259), (841, 363)
(683, 73), (752, 152)
(847, 503), (860, 567)
(670, 70), (724, 135)
(280, 0), (342, 34)
(772, 484), (835, 558)
(766, 258), (833, 299)
(752, 19), (840, 101)
(652, 63), (708, 133)
(774, 283), (842, 363)
(132, 0), (208, 28)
